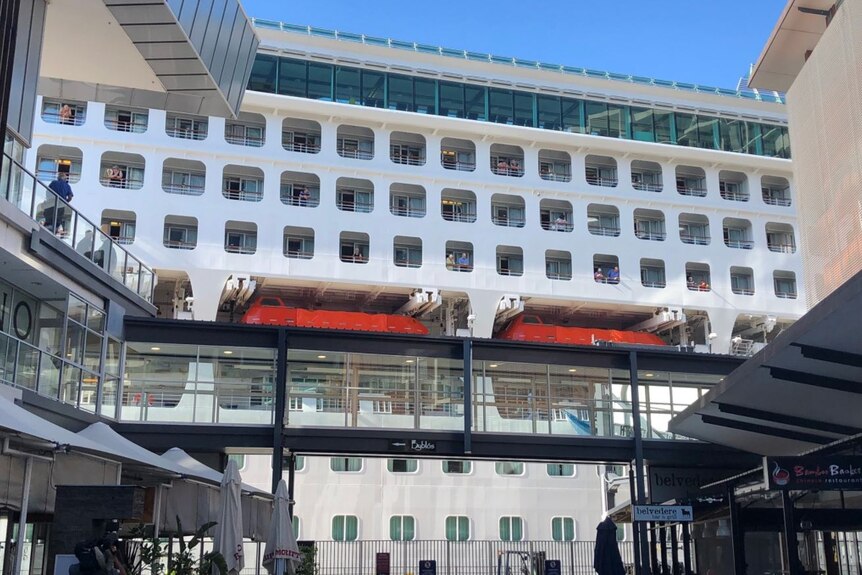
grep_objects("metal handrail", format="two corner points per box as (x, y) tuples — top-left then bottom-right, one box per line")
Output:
(720, 191), (749, 202)
(223, 188), (263, 202)
(541, 222), (573, 232)
(441, 154), (475, 172)
(225, 133), (265, 147)
(164, 240), (196, 250)
(588, 226), (621, 237)
(166, 126), (207, 140)
(41, 111), (86, 126)
(337, 147), (374, 160)
(768, 243), (796, 253)
(285, 250), (314, 259)
(680, 233), (710, 245)
(540, 172), (571, 183)
(632, 180), (663, 192)
(337, 199), (374, 212)
(732, 287), (755, 296)
(587, 175), (618, 187)
(642, 280), (666, 288)
(677, 185), (707, 197)
(163, 182), (205, 196)
(635, 229), (666, 241)
(282, 140), (321, 153)
(442, 212), (477, 223)
(775, 291), (797, 299)
(390, 205), (426, 218)
(100, 176), (144, 190)
(104, 119), (147, 133)
(763, 193), (791, 206)
(2, 152), (155, 303)
(491, 216), (526, 228)
(491, 164), (524, 177)
(225, 244), (257, 254)
(725, 239), (754, 250)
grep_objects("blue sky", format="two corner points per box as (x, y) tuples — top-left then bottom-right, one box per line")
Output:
(241, 0), (786, 89)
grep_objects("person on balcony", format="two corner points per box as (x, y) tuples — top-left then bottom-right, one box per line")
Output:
(687, 276), (696, 289)
(554, 216), (568, 231)
(496, 158), (509, 175)
(59, 104), (73, 125)
(106, 165), (125, 188)
(698, 280), (710, 291)
(594, 268), (604, 282)
(446, 253), (455, 270)
(48, 172), (74, 202)
(607, 266), (620, 284)
(457, 252), (470, 270)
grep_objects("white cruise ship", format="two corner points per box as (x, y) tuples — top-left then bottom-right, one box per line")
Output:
(27, 18), (804, 543)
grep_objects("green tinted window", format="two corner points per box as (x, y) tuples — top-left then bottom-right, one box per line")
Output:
(277, 59), (306, 97)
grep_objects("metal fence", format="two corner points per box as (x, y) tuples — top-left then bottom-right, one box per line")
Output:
(311, 540), (633, 575)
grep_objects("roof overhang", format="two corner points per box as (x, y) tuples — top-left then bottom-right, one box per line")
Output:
(39, 0), (259, 118)
(670, 268), (862, 456)
(749, 0), (836, 92)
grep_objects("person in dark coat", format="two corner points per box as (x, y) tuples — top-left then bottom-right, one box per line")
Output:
(594, 517), (626, 575)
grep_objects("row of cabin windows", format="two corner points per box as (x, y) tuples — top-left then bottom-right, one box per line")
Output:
(39, 98), (793, 206)
(326, 514), (584, 542)
(155, 221), (800, 298)
(327, 458), (574, 476)
(244, 55), (791, 159)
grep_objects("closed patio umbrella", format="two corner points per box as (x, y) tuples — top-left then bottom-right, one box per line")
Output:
(262, 480), (301, 575)
(594, 517), (626, 575)
(213, 459), (245, 575)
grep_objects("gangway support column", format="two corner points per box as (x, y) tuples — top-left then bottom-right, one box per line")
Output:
(782, 490), (802, 575)
(628, 351), (651, 575)
(681, 523), (692, 575)
(271, 330), (287, 492)
(728, 484), (746, 575)
(463, 338), (472, 454)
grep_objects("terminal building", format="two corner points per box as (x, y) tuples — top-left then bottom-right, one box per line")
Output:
(6, 0), (861, 574)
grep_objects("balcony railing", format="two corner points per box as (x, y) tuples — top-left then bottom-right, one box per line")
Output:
(441, 155), (475, 172)
(540, 172), (571, 183)
(37, 169), (81, 183)
(497, 267), (524, 277)
(634, 229), (666, 241)
(642, 280), (666, 288)
(223, 188), (263, 202)
(226, 133), (265, 147)
(677, 185), (707, 197)
(541, 221), (573, 232)
(586, 175), (617, 187)
(588, 226), (621, 237)
(283, 139), (321, 154)
(595, 276), (621, 285)
(491, 215), (525, 228)
(632, 180), (663, 192)
(337, 199), (374, 213)
(390, 205), (426, 218)
(546, 271), (572, 281)
(166, 127), (207, 140)
(164, 239), (196, 250)
(687, 283), (711, 292)
(112, 236), (134, 245)
(443, 211), (477, 223)
(763, 194), (792, 207)
(2, 153), (155, 303)
(284, 249), (314, 259)
(100, 176), (144, 190)
(163, 183), (205, 196)
(105, 119), (147, 133)
(491, 164), (524, 177)
(725, 238), (754, 250)
(337, 147), (373, 160)
(732, 287), (755, 296)
(281, 191), (319, 207)
(448, 262), (473, 272)
(0, 330), (100, 411)
(41, 111), (86, 126)
(775, 291), (797, 299)
(395, 259), (422, 268)
(720, 190), (749, 202)
(768, 243), (796, 254)
(341, 254), (369, 263)
(225, 244), (256, 254)
(390, 149), (425, 166)
(680, 233), (710, 246)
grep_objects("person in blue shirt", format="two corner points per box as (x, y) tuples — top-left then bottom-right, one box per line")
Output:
(48, 172), (74, 202)
(607, 266), (620, 284)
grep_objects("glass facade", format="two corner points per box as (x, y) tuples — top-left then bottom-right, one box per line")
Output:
(249, 55), (791, 159)
(122, 343), (276, 423)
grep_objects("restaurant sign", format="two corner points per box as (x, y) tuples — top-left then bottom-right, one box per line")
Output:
(764, 456), (862, 490)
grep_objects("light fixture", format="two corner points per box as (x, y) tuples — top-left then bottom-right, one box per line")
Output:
(317, 355), (327, 359)
(645, 373), (654, 378)
(405, 359), (414, 364)
(150, 346), (161, 351)
(223, 350), (233, 355)
(489, 364), (498, 368)
(568, 368), (577, 373)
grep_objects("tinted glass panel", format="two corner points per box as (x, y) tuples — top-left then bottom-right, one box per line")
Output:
(561, 98), (582, 133)
(489, 89), (513, 124)
(675, 113), (696, 147)
(513, 92), (534, 127)
(388, 75), (413, 111)
(607, 104), (625, 138)
(335, 66), (361, 103)
(439, 82), (464, 118)
(362, 70), (386, 108)
(585, 101), (608, 136)
(631, 108), (654, 142)
(697, 116), (717, 149)
(465, 85), (487, 120)
(537, 95), (561, 130)
(278, 59), (307, 97)
(307, 63), (333, 101)
(414, 78), (436, 114)
(653, 111), (673, 144)
(248, 54), (278, 93)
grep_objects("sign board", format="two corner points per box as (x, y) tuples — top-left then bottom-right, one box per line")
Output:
(389, 439), (437, 453)
(633, 505), (693, 522)
(375, 552), (391, 575)
(764, 456), (862, 491)
(648, 466), (730, 503)
(419, 560), (437, 575)
(544, 560), (562, 575)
